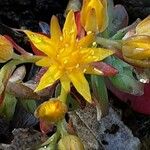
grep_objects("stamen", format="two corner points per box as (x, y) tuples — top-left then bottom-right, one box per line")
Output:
(92, 42), (96, 47)
(64, 60), (68, 64)
(60, 36), (63, 41)
(93, 68), (103, 74)
(75, 64), (79, 68)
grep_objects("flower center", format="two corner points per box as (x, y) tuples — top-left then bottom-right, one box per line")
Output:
(54, 40), (81, 71)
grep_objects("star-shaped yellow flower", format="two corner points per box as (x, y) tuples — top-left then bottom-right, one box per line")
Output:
(24, 11), (113, 103)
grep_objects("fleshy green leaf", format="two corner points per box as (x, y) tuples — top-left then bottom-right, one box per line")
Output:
(0, 92), (17, 120)
(66, 94), (79, 111)
(20, 99), (37, 114)
(91, 75), (109, 117)
(106, 56), (144, 95)
(102, 0), (128, 38)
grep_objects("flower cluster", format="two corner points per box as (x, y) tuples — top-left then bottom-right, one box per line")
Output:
(24, 11), (113, 103)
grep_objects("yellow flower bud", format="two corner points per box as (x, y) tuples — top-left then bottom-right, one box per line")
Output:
(122, 35), (150, 67)
(136, 16), (150, 36)
(81, 0), (108, 33)
(0, 36), (13, 63)
(34, 99), (67, 123)
(58, 135), (85, 150)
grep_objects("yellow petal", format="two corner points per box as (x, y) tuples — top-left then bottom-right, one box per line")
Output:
(63, 10), (77, 41)
(81, 48), (114, 64)
(130, 50), (150, 60)
(136, 16), (150, 36)
(80, 0), (88, 27)
(122, 45), (150, 60)
(24, 30), (56, 57)
(89, 0), (107, 32)
(50, 15), (62, 40)
(0, 36), (13, 63)
(68, 69), (91, 103)
(60, 75), (70, 93)
(78, 33), (95, 48)
(35, 64), (62, 92)
(97, 0), (108, 32)
(36, 57), (51, 67)
(124, 36), (150, 48)
(85, 65), (103, 75)
(123, 56), (150, 68)
(124, 35), (150, 43)
(122, 36), (150, 59)
(85, 8), (97, 32)
(81, 0), (108, 32)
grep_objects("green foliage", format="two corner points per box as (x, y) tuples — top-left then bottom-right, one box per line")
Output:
(21, 99), (37, 114)
(106, 56), (144, 95)
(0, 93), (17, 120)
(91, 75), (109, 116)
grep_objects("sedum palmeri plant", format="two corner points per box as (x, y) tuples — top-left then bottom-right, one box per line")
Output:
(24, 10), (114, 149)
(0, 0), (150, 149)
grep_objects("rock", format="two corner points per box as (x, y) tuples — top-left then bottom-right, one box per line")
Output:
(99, 108), (141, 150)
(114, 0), (150, 22)
(0, 128), (47, 150)
(69, 104), (141, 150)
(69, 112), (104, 150)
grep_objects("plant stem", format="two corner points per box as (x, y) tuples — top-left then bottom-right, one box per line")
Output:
(12, 53), (41, 64)
(57, 119), (68, 137)
(96, 36), (122, 50)
(59, 87), (68, 104)
(41, 132), (60, 147)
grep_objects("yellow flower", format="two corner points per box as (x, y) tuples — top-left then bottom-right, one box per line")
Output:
(80, 0), (108, 33)
(24, 11), (113, 103)
(122, 35), (150, 67)
(136, 15), (150, 36)
(58, 135), (84, 150)
(0, 36), (13, 63)
(34, 99), (67, 123)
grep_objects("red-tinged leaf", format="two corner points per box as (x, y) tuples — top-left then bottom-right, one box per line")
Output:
(0, 92), (5, 105)
(74, 11), (85, 39)
(4, 35), (29, 55)
(40, 119), (54, 134)
(92, 62), (118, 76)
(28, 32), (49, 56)
(30, 42), (45, 56)
(108, 80), (150, 115)
(114, 50), (124, 59)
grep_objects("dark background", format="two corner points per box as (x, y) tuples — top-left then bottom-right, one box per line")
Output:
(0, 0), (150, 31)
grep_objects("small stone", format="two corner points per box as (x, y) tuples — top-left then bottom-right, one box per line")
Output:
(69, 104), (141, 150)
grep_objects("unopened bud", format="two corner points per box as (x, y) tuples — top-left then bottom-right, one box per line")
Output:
(58, 135), (84, 150)
(0, 36), (13, 63)
(34, 99), (67, 123)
